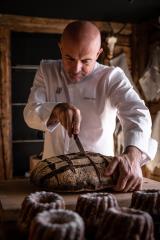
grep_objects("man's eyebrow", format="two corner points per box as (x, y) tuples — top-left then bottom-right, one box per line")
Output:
(64, 54), (92, 61)
(64, 54), (74, 59)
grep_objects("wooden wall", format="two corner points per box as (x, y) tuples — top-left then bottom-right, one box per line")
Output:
(0, 26), (12, 179)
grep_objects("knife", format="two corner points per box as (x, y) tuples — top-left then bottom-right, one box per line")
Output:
(74, 134), (85, 154)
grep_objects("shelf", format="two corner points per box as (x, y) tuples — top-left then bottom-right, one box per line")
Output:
(12, 140), (44, 143)
(12, 103), (26, 106)
(12, 65), (38, 70)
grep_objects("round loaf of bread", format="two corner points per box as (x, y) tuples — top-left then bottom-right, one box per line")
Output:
(30, 152), (115, 192)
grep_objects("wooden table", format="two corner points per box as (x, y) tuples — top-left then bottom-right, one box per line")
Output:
(0, 177), (160, 222)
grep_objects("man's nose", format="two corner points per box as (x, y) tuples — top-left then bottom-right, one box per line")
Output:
(73, 61), (83, 72)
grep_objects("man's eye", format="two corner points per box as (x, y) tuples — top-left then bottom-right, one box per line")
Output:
(82, 60), (91, 65)
(65, 57), (74, 62)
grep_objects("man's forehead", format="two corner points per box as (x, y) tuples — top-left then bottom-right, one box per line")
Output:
(63, 53), (93, 61)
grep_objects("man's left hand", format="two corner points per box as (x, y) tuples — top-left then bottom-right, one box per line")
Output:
(104, 146), (143, 192)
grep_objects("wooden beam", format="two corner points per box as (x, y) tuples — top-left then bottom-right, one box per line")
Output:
(0, 14), (132, 34)
(0, 26), (12, 179)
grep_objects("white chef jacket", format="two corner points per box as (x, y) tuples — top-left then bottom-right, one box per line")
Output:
(23, 59), (157, 161)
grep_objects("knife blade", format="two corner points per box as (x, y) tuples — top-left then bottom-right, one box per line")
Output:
(74, 134), (85, 154)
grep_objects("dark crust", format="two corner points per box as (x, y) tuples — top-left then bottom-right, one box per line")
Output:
(30, 152), (115, 192)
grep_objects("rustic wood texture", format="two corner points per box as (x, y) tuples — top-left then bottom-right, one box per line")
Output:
(0, 14), (132, 34)
(0, 26), (12, 179)
(0, 177), (160, 222)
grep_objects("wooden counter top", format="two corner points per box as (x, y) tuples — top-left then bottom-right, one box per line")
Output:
(0, 177), (160, 221)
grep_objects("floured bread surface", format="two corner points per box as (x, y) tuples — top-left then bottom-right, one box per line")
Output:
(30, 151), (115, 192)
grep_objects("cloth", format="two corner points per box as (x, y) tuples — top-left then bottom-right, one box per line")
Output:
(23, 59), (157, 161)
(146, 111), (160, 172)
(109, 52), (140, 95)
(139, 44), (160, 101)
(109, 52), (140, 155)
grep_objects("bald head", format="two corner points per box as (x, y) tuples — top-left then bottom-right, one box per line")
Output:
(61, 21), (101, 50)
(59, 21), (103, 83)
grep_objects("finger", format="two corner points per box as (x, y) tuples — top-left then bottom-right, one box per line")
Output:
(120, 174), (143, 192)
(72, 108), (81, 134)
(134, 182), (142, 191)
(59, 110), (73, 137)
(122, 178), (136, 192)
(66, 109), (74, 137)
(114, 173), (129, 192)
(59, 111), (67, 129)
(129, 178), (143, 192)
(113, 155), (131, 191)
(104, 157), (119, 176)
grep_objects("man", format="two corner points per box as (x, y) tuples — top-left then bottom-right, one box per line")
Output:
(24, 20), (157, 192)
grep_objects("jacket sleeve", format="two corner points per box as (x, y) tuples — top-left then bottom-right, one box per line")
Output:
(107, 67), (157, 160)
(23, 61), (59, 132)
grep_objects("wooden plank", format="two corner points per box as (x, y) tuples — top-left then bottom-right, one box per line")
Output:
(0, 27), (12, 179)
(0, 177), (160, 221)
(0, 14), (132, 34)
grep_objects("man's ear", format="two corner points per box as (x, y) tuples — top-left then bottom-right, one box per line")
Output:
(58, 41), (64, 56)
(58, 41), (62, 51)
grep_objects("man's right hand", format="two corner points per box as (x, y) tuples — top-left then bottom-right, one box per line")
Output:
(47, 103), (81, 137)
